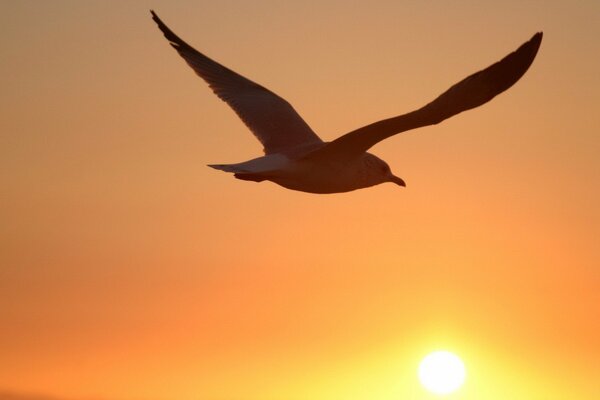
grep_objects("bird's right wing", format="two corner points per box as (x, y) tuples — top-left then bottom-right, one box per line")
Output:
(305, 32), (543, 161)
(151, 11), (323, 154)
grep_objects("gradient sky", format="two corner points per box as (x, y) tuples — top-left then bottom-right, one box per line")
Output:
(1, 1), (599, 399)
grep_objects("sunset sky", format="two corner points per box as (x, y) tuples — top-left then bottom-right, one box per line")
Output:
(1, 1), (599, 399)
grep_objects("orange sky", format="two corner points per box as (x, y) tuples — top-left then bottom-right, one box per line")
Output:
(1, 1), (599, 399)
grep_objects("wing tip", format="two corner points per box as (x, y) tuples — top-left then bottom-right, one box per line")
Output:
(516, 31), (543, 75)
(518, 31), (543, 65)
(529, 31), (543, 53)
(494, 31), (543, 89)
(150, 9), (188, 51)
(149, 9), (160, 24)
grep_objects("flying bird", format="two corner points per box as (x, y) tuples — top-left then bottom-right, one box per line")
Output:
(151, 11), (542, 194)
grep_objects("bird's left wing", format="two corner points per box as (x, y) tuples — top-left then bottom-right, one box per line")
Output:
(151, 11), (323, 154)
(305, 32), (542, 161)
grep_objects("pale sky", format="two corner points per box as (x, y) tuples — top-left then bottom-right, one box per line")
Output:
(1, 1), (599, 400)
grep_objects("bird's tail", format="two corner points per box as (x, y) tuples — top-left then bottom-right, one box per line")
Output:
(208, 164), (269, 182)
(207, 163), (244, 173)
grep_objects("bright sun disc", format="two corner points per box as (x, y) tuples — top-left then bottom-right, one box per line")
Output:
(418, 351), (466, 395)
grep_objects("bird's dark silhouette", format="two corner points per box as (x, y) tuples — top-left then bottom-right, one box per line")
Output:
(151, 10), (542, 193)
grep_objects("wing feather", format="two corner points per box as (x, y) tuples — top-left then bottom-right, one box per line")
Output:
(151, 11), (322, 154)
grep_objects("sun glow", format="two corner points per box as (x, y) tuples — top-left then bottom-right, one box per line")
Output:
(418, 351), (466, 395)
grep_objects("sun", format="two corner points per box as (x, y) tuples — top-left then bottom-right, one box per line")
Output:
(418, 351), (466, 395)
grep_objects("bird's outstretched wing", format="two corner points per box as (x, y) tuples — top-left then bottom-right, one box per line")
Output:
(306, 32), (543, 161)
(151, 11), (322, 154)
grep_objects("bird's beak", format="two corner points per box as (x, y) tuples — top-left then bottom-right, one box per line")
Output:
(389, 175), (406, 187)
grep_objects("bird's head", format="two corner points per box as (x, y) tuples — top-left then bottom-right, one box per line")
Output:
(363, 153), (406, 188)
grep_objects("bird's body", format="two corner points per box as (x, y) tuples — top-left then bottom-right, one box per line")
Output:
(151, 11), (542, 194)
(211, 151), (400, 194)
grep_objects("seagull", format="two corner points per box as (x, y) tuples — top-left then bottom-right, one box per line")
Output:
(151, 11), (542, 194)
